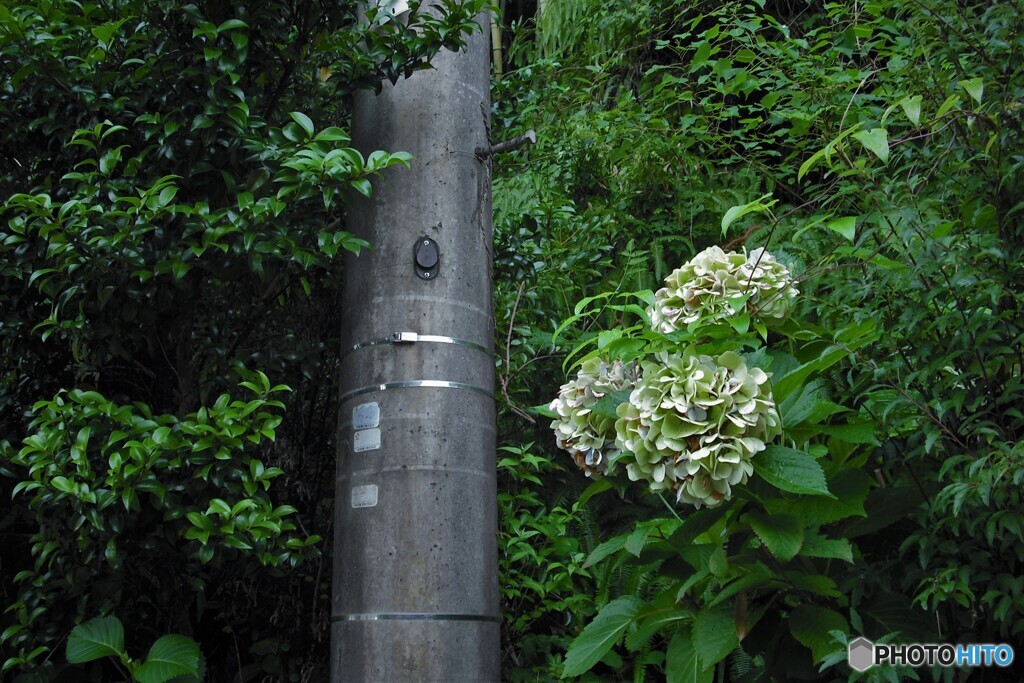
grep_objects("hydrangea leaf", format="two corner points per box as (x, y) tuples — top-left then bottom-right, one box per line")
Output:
(692, 601), (738, 670)
(66, 616), (124, 664)
(789, 605), (848, 663)
(800, 533), (854, 563)
(562, 596), (643, 677)
(666, 625), (713, 683)
(754, 445), (833, 497)
(748, 511), (804, 562)
(134, 634), (201, 683)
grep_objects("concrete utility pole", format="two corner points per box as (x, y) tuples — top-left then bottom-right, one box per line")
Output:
(331, 5), (499, 682)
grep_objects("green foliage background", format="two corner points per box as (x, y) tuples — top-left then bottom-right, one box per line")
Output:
(0, 0), (483, 679)
(1, 0), (1022, 680)
(491, 0), (1023, 681)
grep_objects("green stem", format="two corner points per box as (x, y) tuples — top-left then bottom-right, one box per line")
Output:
(658, 493), (683, 523)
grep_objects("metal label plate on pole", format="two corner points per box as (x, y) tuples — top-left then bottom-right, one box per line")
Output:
(351, 484), (379, 509)
(352, 402), (380, 429)
(353, 428), (381, 452)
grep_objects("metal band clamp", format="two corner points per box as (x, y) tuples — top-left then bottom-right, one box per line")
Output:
(348, 331), (491, 356)
(339, 379), (494, 404)
(333, 612), (502, 624)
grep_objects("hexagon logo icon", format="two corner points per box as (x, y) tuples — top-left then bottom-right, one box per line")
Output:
(848, 637), (875, 672)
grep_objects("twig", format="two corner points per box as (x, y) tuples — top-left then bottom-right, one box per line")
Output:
(475, 130), (537, 159)
(499, 281), (537, 424)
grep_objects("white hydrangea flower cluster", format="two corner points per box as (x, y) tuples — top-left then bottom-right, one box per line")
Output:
(549, 357), (638, 477)
(613, 350), (781, 508)
(551, 246), (792, 508)
(648, 246), (798, 333)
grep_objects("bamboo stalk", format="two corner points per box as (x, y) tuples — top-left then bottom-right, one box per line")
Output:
(490, 14), (504, 81)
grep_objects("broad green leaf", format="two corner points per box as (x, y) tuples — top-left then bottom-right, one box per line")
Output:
(692, 601), (738, 670)
(899, 95), (922, 125)
(624, 525), (651, 557)
(772, 345), (850, 402)
(389, 150), (413, 166)
(157, 185), (178, 208)
(597, 329), (621, 349)
(314, 126), (351, 142)
(626, 596), (691, 652)
(633, 288), (656, 306)
(825, 216), (856, 242)
(852, 127), (889, 163)
(591, 389), (632, 419)
(798, 123), (862, 180)
(726, 308), (750, 334)
(289, 111), (315, 137)
(843, 485), (924, 538)
(602, 337), (646, 359)
(666, 625), (713, 683)
(935, 94), (961, 118)
(674, 549), (716, 580)
(667, 505), (728, 548)
(785, 571), (840, 597)
(51, 476), (74, 495)
(721, 193), (775, 236)
(351, 178), (373, 198)
(207, 498), (231, 516)
(789, 605), (848, 663)
(858, 591), (937, 642)
(217, 18), (248, 32)
(562, 596), (643, 677)
(959, 77), (984, 105)
(817, 421), (878, 445)
(151, 426), (172, 446)
(693, 41), (713, 64)
(134, 635), (201, 683)
(709, 569), (773, 606)
(748, 511), (804, 562)
(798, 146), (828, 181)
(754, 446), (832, 497)
(66, 616), (124, 664)
(91, 19), (127, 46)
(799, 533), (853, 563)
(778, 380), (833, 428)
(835, 319), (880, 347)
(577, 477), (612, 506)
(584, 535), (627, 568)
(572, 291), (613, 317)
(766, 469), (870, 525)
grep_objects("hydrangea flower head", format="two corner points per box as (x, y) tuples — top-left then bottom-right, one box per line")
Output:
(549, 357), (638, 477)
(649, 246), (798, 333)
(612, 349), (781, 508)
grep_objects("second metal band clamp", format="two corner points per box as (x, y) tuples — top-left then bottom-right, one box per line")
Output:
(340, 379), (493, 403)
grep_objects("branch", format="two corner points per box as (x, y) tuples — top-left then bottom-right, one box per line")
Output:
(475, 130), (536, 159)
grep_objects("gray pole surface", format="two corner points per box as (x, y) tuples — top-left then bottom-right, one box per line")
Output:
(331, 9), (499, 682)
